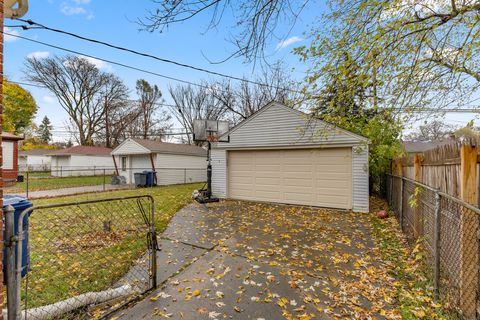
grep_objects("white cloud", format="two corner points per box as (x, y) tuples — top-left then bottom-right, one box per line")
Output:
(42, 96), (56, 104)
(60, 0), (93, 17)
(276, 36), (303, 50)
(60, 4), (86, 15)
(78, 55), (113, 72)
(27, 51), (50, 59)
(4, 27), (19, 42)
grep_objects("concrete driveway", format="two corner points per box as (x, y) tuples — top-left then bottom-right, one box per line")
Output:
(112, 200), (397, 319)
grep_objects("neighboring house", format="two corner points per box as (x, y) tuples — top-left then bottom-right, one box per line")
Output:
(402, 139), (454, 155)
(19, 149), (55, 171)
(2, 132), (23, 184)
(211, 102), (370, 212)
(111, 138), (207, 185)
(49, 146), (114, 177)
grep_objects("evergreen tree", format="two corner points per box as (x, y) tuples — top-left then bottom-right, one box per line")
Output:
(37, 116), (53, 144)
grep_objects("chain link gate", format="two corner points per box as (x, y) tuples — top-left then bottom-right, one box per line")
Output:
(5, 195), (158, 320)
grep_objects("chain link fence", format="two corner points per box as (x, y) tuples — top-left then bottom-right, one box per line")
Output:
(4, 167), (206, 198)
(387, 174), (480, 318)
(6, 195), (158, 319)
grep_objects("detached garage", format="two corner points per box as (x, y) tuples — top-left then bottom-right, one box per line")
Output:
(211, 102), (369, 212)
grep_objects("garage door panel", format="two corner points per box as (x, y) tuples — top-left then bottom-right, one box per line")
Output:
(285, 178), (313, 187)
(316, 180), (350, 188)
(283, 165), (313, 172)
(255, 164), (282, 171)
(228, 148), (352, 209)
(255, 177), (282, 185)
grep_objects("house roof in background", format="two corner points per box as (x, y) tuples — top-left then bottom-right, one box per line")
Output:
(49, 146), (113, 156)
(2, 132), (23, 141)
(131, 139), (207, 156)
(402, 139), (454, 153)
(19, 149), (56, 156)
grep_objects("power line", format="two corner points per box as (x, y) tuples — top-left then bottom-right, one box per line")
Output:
(3, 31), (223, 91)
(12, 77), (480, 114)
(12, 19), (301, 94)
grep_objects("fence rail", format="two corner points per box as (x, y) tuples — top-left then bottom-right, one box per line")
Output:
(4, 195), (158, 319)
(387, 174), (480, 318)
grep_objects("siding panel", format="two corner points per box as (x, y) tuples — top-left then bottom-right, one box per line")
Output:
(211, 149), (227, 198)
(352, 146), (369, 212)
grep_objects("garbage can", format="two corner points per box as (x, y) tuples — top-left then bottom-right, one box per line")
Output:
(143, 171), (157, 187)
(3, 195), (33, 282)
(134, 172), (147, 187)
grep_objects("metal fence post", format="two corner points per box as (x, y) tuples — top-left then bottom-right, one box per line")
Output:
(184, 169), (186, 184)
(389, 175), (393, 205)
(150, 198), (157, 288)
(433, 192), (441, 301)
(5, 205), (18, 320)
(399, 178), (404, 230)
(26, 171), (29, 199)
(103, 169), (106, 191)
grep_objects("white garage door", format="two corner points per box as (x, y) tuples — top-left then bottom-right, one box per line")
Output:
(228, 148), (352, 209)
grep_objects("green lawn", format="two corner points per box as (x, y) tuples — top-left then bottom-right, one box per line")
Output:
(23, 183), (201, 310)
(7, 175), (109, 193)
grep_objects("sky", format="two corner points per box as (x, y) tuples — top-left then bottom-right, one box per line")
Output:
(4, 0), (477, 142)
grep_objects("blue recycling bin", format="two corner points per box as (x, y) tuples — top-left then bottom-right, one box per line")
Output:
(3, 195), (33, 282)
(143, 171), (157, 187)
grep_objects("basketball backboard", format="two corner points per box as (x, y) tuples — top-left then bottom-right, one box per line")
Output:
(5, 0), (29, 19)
(193, 119), (230, 142)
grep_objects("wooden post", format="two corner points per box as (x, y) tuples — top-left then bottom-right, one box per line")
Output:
(413, 154), (423, 238)
(459, 144), (478, 318)
(393, 159), (403, 176)
(112, 155), (119, 176)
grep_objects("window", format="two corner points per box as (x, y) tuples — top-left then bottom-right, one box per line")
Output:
(121, 156), (127, 171)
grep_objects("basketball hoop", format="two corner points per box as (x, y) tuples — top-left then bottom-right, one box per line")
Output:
(193, 119), (229, 143)
(206, 134), (220, 142)
(5, 0), (29, 19)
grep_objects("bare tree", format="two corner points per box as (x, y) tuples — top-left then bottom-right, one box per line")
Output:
(140, 0), (310, 62)
(406, 120), (455, 141)
(25, 55), (110, 146)
(212, 62), (298, 123)
(123, 79), (171, 140)
(97, 74), (133, 148)
(169, 82), (228, 145)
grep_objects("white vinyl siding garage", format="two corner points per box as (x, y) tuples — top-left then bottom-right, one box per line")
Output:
(211, 102), (370, 212)
(228, 148), (352, 209)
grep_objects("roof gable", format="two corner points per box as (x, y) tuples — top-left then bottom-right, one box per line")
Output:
(217, 102), (368, 148)
(111, 139), (151, 155)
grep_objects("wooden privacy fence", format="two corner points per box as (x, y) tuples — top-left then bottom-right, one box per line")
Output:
(391, 140), (480, 318)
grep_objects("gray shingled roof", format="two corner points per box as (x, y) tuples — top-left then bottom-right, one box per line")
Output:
(132, 139), (207, 156)
(402, 139), (455, 153)
(19, 149), (56, 156)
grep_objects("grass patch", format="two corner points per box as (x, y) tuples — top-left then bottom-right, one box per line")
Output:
(23, 183), (201, 309)
(8, 175), (109, 192)
(369, 197), (449, 319)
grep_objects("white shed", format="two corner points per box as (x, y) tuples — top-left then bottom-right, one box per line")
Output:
(49, 146), (114, 176)
(211, 102), (370, 212)
(111, 139), (207, 185)
(19, 149), (54, 171)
